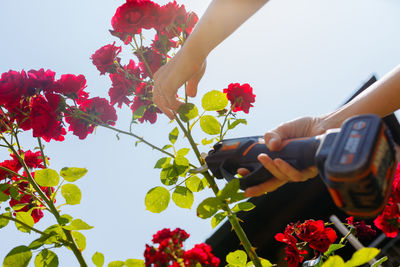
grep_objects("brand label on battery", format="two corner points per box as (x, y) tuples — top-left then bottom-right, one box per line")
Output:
(340, 130), (362, 164)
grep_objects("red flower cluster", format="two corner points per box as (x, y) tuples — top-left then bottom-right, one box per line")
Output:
(91, 0), (198, 124)
(346, 217), (376, 241)
(144, 228), (219, 267)
(1, 150), (52, 223)
(223, 83), (256, 113)
(0, 69), (117, 141)
(275, 220), (337, 267)
(374, 163), (400, 237)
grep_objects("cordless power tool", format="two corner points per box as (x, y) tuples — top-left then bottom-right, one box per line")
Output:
(201, 114), (397, 218)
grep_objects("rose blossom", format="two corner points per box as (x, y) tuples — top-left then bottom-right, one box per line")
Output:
(55, 73), (87, 98)
(223, 83), (256, 113)
(91, 42), (122, 75)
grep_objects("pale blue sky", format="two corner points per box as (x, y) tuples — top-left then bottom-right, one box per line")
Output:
(0, 0), (399, 265)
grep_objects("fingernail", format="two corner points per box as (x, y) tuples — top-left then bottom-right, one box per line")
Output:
(268, 138), (276, 146)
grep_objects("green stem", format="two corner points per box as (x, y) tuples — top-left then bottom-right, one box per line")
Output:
(174, 113), (262, 267)
(132, 37), (154, 79)
(0, 214), (49, 236)
(2, 137), (88, 267)
(37, 137), (47, 169)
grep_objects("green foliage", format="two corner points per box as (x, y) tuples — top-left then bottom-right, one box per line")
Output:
(108, 261), (125, 267)
(60, 167), (88, 182)
(72, 231), (86, 251)
(132, 105), (146, 120)
(160, 164), (178, 186)
(202, 90), (228, 111)
(154, 157), (171, 169)
(169, 127), (179, 144)
(200, 115), (221, 135)
(35, 169), (60, 187)
(34, 249), (59, 267)
(246, 259), (272, 267)
(178, 103), (198, 122)
(92, 252), (105, 267)
(0, 212), (11, 229)
(345, 248), (380, 267)
(61, 184), (82, 205)
(232, 202), (255, 213)
(145, 186), (170, 213)
(3, 246), (32, 267)
(125, 259), (145, 266)
(15, 211), (34, 233)
(201, 138), (215, 145)
(177, 148), (190, 157)
(173, 156), (190, 177)
(43, 225), (66, 245)
(185, 176), (207, 192)
(324, 244), (344, 258)
(371, 256), (388, 267)
(57, 214), (73, 225)
(197, 197), (223, 219)
(211, 212), (227, 229)
(172, 186), (194, 209)
(0, 184), (10, 202)
(228, 119), (247, 130)
(217, 179), (240, 201)
(321, 255), (345, 267)
(226, 250), (247, 267)
(63, 219), (94, 231)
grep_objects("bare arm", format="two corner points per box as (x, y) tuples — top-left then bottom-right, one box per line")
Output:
(153, 0), (269, 119)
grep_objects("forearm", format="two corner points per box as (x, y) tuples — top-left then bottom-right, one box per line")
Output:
(182, 0), (269, 61)
(320, 64), (400, 130)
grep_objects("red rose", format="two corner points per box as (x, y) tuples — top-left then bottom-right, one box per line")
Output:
(285, 244), (305, 267)
(55, 74), (87, 98)
(151, 33), (177, 55)
(374, 203), (400, 238)
(223, 83), (255, 113)
(134, 47), (164, 78)
(91, 42), (122, 75)
(295, 220), (337, 253)
(0, 70), (28, 108)
(65, 112), (95, 140)
(183, 243), (220, 267)
(80, 97), (117, 126)
(30, 95), (66, 142)
(10, 150), (45, 170)
(346, 216), (376, 240)
(111, 0), (160, 43)
(109, 72), (133, 108)
(0, 159), (21, 181)
(27, 68), (56, 94)
(131, 96), (160, 124)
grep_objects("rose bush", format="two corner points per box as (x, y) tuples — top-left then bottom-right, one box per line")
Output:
(0, 0), (399, 266)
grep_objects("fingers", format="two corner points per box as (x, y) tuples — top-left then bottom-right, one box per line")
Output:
(244, 178), (287, 197)
(186, 60), (206, 97)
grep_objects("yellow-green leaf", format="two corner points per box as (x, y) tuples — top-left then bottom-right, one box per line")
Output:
(226, 250), (247, 267)
(322, 255), (345, 267)
(72, 231), (86, 251)
(60, 167), (88, 182)
(35, 169), (60, 187)
(15, 212), (34, 233)
(172, 186), (194, 209)
(3, 246), (32, 267)
(61, 184), (81, 205)
(178, 103), (198, 122)
(125, 259), (145, 267)
(92, 252), (104, 267)
(345, 248), (380, 267)
(145, 186), (170, 213)
(34, 249), (58, 267)
(200, 115), (221, 135)
(202, 90), (228, 111)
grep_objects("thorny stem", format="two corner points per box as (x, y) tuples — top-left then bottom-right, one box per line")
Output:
(37, 137), (47, 169)
(2, 136), (88, 267)
(174, 115), (263, 267)
(0, 214), (48, 236)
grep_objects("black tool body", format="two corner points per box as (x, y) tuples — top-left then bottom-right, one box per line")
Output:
(205, 136), (321, 190)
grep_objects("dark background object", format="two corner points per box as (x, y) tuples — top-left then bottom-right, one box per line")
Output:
(205, 76), (400, 266)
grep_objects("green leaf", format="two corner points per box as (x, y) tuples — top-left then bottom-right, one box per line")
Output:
(202, 90), (228, 111)
(178, 103), (198, 122)
(232, 202), (255, 213)
(35, 169), (60, 187)
(92, 252), (105, 267)
(108, 261), (125, 267)
(145, 186), (170, 213)
(226, 250), (247, 267)
(345, 248), (380, 267)
(34, 249), (58, 267)
(132, 105), (146, 120)
(185, 176), (206, 192)
(228, 119), (247, 130)
(57, 214), (73, 225)
(200, 115), (221, 135)
(12, 203), (29, 211)
(125, 259), (145, 267)
(15, 211), (34, 233)
(43, 225), (66, 244)
(160, 164), (178, 186)
(177, 148), (190, 157)
(3, 246), (32, 267)
(63, 219), (94, 231)
(61, 184), (81, 205)
(321, 255), (345, 267)
(60, 167), (88, 182)
(0, 212), (11, 229)
(172, 186), (194, 209)
(10, 186), (19, 199)
(197, 197), (223, 219)
(201, 138), (215, 145)
(72, 231), (86, 251)
(230, 192), (246, 203)
(169, 127), (179, 144)
(154, 157), (171, 169)
(162, 144), (173, 150)
(217, 179), (240, 201)
(0, 191), (9, 202)
(324, 244), (345, 257)
(246, 259), (272, 267)
(174, 157), (189, 176)
(211, 212), (227, 229)
(371, 256), (388, 267)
